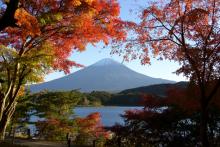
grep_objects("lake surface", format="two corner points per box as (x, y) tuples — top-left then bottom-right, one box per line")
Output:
(74, 106), (143, 126)
(29, 106), (143, 134)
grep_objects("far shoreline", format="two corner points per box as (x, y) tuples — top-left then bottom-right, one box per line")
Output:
(75, 105), (144, 107)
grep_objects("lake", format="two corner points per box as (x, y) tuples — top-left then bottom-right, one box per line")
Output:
(29, 106), (143, 134)
(74, 106), (143, 126)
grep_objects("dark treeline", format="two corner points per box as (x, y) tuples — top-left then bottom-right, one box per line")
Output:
(26, 90), (143, 106)
(27, 82), (187, 107)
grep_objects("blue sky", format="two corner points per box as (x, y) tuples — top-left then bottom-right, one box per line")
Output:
(45, 0), (187, 82)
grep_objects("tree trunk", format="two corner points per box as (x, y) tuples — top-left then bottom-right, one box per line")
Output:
(200, 102), (209, 147)
(0, 113), (10, 140)
(0, 103), (16, 140)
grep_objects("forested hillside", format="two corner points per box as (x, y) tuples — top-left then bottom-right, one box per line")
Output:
(28, 82), (188, 106)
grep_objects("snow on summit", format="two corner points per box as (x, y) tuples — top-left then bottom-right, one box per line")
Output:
(92, 58), (122, 66)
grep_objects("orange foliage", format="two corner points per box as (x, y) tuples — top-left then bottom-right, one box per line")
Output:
(76, 112), (110, 139)
(0, 0), (126, 73)
(116, 0), (220, 84)
(14, 8), (41, 39)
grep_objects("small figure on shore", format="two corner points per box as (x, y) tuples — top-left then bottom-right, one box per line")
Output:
(66, 133), (71, 147)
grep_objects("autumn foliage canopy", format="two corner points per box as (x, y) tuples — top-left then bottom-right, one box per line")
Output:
(0, 0), (126, 74)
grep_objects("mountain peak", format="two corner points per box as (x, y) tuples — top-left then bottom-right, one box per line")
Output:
(92, 58), (122, 66)
(30, 58), (175, 93)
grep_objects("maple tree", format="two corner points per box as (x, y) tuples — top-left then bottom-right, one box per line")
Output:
(0, 0), (126, 140)
(75, 112), (110, 146)
(113, 0), (220, 146)
(110, 85), (220, 146)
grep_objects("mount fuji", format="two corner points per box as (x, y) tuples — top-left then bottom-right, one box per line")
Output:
(29, 58), (175, 92)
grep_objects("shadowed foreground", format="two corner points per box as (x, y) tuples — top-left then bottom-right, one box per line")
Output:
(1, 139), (92, 147)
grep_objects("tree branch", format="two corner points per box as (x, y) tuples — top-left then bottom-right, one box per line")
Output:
(0, 0), (19, 31)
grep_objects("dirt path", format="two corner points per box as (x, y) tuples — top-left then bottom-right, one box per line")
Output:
(14, 139), (67, 147)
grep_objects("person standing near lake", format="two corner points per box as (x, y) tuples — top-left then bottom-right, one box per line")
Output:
(66, 133), (71, 147)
